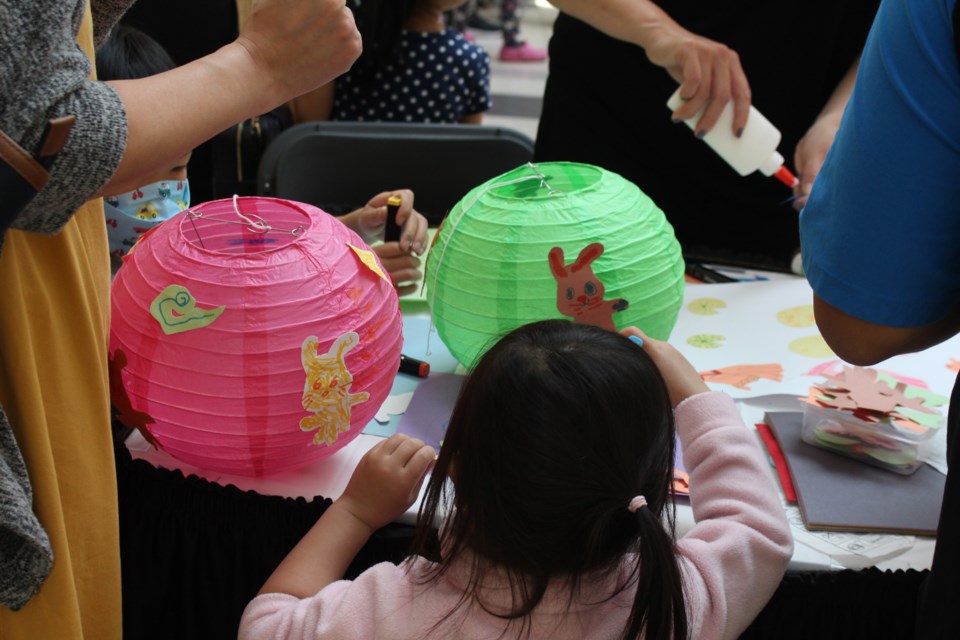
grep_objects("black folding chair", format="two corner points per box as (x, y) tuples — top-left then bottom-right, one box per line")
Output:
(257, 121), (535, 225)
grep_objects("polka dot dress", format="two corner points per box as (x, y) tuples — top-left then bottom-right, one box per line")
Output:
(333, 29), (492, 123)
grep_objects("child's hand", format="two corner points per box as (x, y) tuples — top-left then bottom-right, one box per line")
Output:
(339, 434), (436, 532)
(620, 327), (709, 407)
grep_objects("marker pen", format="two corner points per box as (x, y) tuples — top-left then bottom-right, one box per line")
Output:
(384, 194), (402, 243)
(398, 354), (430, 378)
(685, 262), (738, 283)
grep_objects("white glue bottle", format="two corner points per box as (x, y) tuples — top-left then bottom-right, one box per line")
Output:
(666, 87), (799, 188)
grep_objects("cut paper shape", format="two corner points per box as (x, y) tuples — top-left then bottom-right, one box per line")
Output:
(776, 305), (815, 328)
(549, 242), (628, 332)
(672, 469), (690, 496)
(687, 297), (727, 316)
(149, 284), (225, 335)
(948, 358), (960, 372)
(374, 392), (414, 424)
(108, 348), (159, 448)
(700, 364), (784, 390)
(875, 372), (937, 398)
(755, 422), (798, 503)
(789, 335), (834, 358)
(348, 243), (390, 283)
(686, 334), (725, 349)
(300, 332), (371, 447)
(806, 360), (934, 391)
(820, 367), (936, 416)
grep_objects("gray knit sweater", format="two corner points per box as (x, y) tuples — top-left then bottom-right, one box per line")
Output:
(0, 0), (131, 611)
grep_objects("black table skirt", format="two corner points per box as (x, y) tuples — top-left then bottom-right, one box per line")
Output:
(115, 444), (929, 640)
(115, 444), (416, 640)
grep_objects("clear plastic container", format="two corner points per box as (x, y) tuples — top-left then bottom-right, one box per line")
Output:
(801, 403), (943, 475)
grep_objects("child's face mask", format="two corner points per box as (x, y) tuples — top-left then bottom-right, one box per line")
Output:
(104, 179), (190, 257)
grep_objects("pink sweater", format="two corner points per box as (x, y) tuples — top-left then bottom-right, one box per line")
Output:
(240, 392), (792, 640)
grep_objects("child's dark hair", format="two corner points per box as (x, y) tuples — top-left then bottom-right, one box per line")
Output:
(96, 23), (176, 82)
(409, 319), (689, 639)
(345, 0), (417, 83)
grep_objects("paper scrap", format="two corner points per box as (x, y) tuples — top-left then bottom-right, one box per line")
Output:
(374, 392), (414, 424)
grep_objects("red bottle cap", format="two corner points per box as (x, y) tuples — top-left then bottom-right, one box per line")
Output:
(773, 165), (799, 188)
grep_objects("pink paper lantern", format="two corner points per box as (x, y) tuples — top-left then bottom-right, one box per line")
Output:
(109, 197), (402, 476)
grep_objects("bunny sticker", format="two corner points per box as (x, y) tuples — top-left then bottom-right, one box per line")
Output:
(300, 332), (370, 446)
(548, 243), (629, 332)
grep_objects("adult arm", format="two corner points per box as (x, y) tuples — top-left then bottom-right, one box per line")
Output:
(791, 55), (861, 210)
(103, 0), (360, 195)
(801, 0), (960, 359)
(548, 0), (751, 136)
(813, 295), (960, 366)
(290, 82), (336, 123)
(3, 0), (360, 234)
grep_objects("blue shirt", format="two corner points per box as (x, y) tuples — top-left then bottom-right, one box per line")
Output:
(800, 0), (960, 328)
(332, 29), (491, 124)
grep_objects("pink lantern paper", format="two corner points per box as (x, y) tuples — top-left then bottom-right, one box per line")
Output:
(109, 197), (402, 476)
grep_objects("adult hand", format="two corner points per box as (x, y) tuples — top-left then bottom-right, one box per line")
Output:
(792, 113), (842, 211)
(620, 327), (709, 407)
(646, 22), (751, 138)
(339, 434), (436, 532)
(237, 0), (362, 106)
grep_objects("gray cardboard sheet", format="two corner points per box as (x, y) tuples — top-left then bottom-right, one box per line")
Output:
(765, 412), (944, 535)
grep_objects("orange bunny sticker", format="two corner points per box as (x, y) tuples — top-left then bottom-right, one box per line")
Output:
(548, 243), (628, 332)
(299, 332), (370, 447)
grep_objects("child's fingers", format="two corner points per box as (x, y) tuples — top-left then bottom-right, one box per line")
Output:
(620, 326), (660, 348)
(406, 444), (436, 472)
(403, 446), (436, 499)
(380, 432), (413, 455)
(391, 435), (428, 465)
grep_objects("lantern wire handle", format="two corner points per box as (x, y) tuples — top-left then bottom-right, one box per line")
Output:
(185, 194), (306, 241)
(424, 171), (544, 356)
(526, 162), (562, 195)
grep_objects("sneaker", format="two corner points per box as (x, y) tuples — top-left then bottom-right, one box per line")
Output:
(498, 42), (547, 62)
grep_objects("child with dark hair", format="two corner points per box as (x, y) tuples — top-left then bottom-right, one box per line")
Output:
(291, 0), (492, 124)
(96, 22), (178, 81)
(240, 319), (792, 639)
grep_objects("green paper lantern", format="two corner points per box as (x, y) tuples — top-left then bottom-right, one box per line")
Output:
(426, 162), (685, 368)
